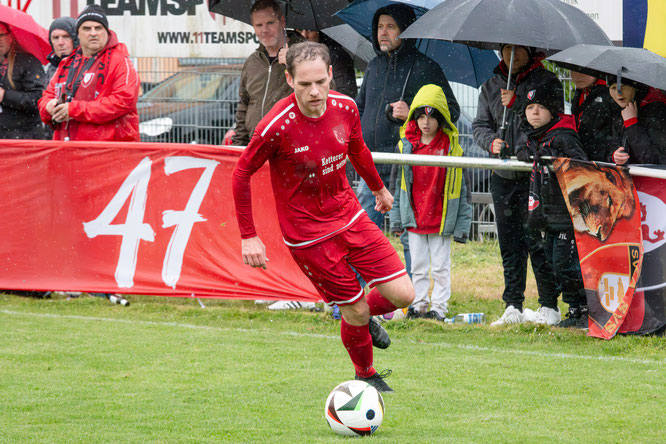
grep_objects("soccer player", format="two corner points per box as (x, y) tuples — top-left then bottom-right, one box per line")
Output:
(232, 42), (415, 393)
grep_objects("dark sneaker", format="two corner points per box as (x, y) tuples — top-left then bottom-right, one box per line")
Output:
(557, 307), (582, 328)
(406, 306), (424, 319)
(369, 317), (391, 349)
(356, 369), (394, 393)
(575, 307), (589, 329)
(425, 310), (446, 322)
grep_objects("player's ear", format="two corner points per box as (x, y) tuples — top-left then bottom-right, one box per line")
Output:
(285, 70), (294, 89)
(328, 65), (333, 80)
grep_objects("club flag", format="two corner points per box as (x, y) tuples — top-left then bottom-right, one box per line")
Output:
(623, 0), (666, 57)
(552, 159), (643, 339)
(620, 174), (666, 335)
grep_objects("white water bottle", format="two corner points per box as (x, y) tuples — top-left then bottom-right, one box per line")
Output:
(454, 313), (485, 324)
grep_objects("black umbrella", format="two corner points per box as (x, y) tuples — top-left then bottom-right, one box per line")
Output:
(320, 24), (374, 71)
(399, 0), (612, 52)
(548, 44), (666, 91)
(208, 0), (349, 30)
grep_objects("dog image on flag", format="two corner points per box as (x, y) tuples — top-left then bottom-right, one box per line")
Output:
(554, 159), (635, 241)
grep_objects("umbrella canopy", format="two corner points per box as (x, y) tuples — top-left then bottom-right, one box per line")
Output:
(320, 24), (375, 71)
(208, 0), (348, 30)
(400, 0), (612, 52)
(335, 0), (498, 87)
(548, 45), (666, 91)
(0, 5), (51, 64)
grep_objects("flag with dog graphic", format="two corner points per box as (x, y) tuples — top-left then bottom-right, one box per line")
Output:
(552, 159), (643, 339)
(620, 174), (666, 335)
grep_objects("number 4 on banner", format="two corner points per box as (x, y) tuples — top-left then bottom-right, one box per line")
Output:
(83, 157), (156, 288)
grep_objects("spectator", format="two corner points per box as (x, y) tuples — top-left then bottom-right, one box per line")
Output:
(515, 78), (589, 327)
(231, 0), (305, 146)
(0, 21), (47, 139)
(570, 71), (620, 161)
(389, 84), (471, 321)
(608, 78), (666, 165)
(298, 29), (357, 98)
(472, 44), (560, 326)
(39, 5), (140, 141)
(46, 17), (78, 80)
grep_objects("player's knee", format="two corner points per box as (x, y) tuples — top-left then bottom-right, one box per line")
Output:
(393, 276), (415, 308)
(340, 300), (370, 325)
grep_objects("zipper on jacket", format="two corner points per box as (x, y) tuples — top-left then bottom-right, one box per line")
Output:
(261, 63), (273, 116)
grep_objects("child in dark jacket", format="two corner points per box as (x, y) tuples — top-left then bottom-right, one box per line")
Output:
(515, 78), (589, 328)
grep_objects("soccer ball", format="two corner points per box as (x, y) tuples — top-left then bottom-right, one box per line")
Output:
(377, 307), (407, 322)
(324, 380), (384, 436)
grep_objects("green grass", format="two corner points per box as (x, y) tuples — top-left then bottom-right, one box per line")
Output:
(1, 240), (664, 443)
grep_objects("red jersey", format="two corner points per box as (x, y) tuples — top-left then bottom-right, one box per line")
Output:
(232, 91), (384, 247)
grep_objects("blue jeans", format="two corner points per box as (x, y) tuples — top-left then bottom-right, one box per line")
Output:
(356, 178), (412, 279)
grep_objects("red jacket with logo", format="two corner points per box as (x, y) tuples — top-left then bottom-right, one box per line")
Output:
(38, 31), (140, 141)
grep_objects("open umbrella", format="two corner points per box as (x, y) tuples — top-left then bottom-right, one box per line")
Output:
(208, 0), (349, 30)
(320, 24), (375, 71)
(400, 0), (612, 52)
(0, 5), (51, 64)
(548, 45), (666, 91)
(335, 0), (498, 88)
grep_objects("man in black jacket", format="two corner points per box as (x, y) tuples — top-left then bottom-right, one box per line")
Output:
(355, 3), (459, 228)
(472, 44), (560, 326)
(46, 17), (78, 80)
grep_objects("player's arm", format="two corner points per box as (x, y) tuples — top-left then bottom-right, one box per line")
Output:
(231, 131), (277, 268)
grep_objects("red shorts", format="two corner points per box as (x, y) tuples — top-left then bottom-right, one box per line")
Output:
(288, 214), (407, 306)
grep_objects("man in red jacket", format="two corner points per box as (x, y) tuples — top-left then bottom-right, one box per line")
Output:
(38, 5), (139, 141)
(232, 42), (414, 393)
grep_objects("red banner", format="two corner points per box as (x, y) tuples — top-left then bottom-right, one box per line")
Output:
(553, 159), (643, 339)
(0, 140), (318, 301)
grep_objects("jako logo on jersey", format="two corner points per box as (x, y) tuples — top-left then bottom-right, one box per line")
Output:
(527, 89), (535, 100)
(82, 73), (95, 87)
(294, 145), (309, 153)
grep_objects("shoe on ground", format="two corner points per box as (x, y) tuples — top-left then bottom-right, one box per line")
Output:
(369, 317), (391, 349)
(557, 306), (582, 328)
(425, 310), (446, 322)
(267, 300), (316, 310)
(355, 369), (394, 393)
(406, 306), (425, 319)
(524, 306), (561, 325)
(490, 305), (526, 326)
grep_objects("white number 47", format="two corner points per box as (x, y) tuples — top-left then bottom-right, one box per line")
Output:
(83, 156), (219, 289)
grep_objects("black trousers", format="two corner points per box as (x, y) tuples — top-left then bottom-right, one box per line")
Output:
(545, 228), (586, 309)
(490, 174), (559, 310)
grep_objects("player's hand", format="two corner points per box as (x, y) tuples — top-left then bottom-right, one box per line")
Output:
(621, 101), (638, 121)
(53, 103), (70, 123)
(491, 138), (506, 155)
(613, 147), (629, 165)
(373, 186), (393, 213)
(390, 100), (409, 121)
(500, 88), (515, 106)
(241, 236), (268, 269)
(278, 45), (288, 65)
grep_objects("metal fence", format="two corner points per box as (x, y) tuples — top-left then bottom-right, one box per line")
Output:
(134, 57), (574, 241)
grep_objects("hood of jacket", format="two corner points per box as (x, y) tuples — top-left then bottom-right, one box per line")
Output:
(371, 4), (417, 57)
(400, 83), (461, 155)
(526, 113), (577, 140)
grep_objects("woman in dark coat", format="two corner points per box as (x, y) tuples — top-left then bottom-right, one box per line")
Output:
(0, 21), (47, 139)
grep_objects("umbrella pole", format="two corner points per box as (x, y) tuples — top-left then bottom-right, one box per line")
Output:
(499, 46), (514, 158)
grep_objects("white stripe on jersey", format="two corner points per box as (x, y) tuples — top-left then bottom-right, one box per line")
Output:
(283, 209), (365, 248)
(328, 93), (357, 105)
(260, 103), (295, 138)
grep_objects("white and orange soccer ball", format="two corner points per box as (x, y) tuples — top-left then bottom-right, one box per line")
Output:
(324, 380), (384, 436)
(376, 308), (407, 322)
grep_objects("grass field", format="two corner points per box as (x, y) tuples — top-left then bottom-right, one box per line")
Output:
(1, 241), (664, 443)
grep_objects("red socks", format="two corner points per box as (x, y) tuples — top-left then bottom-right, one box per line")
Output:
(365, 287), (397, 316)
(340, 318), (375, 378)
